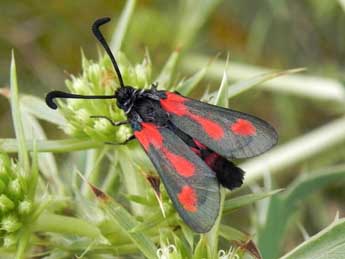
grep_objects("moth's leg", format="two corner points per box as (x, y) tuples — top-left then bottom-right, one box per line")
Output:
(105, 135), (135, 145)
(90, 115), (128, 126)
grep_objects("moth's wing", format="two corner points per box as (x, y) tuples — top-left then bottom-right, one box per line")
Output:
(134, 122), (220, 233)
(160, 92), (278, 159)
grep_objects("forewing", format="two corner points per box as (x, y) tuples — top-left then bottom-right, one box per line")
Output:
(160, 92), (278, 159)
(134, 122), (220, 233)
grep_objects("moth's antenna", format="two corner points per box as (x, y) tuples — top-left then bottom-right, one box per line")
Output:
(45, 17), (124, 110)
(46, 90), (117, 110)
(92, 17), (125, 88)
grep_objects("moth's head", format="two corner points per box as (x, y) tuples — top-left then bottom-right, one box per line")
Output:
(115, 86), (136, 112)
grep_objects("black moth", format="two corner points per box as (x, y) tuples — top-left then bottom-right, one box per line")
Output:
(46, 17), (278, 233)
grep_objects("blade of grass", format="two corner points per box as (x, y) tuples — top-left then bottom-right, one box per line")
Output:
(280, 217), (345, 259)
(219, 224), (248, 241)
(92, 188), (157, 258)
(10, 51), (29, 172)
(155, 50), (179, 89)
(174, 65), (209, 96)
(226, 68), (305, 99)
(110, 0), (137, 52)
(212, 69), (229, 107)
(20, 110), (64, 195)
(223, 189), (283, 214)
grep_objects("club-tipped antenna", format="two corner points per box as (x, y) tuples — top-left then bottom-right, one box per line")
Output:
(45, 17), (125, 110)
(46, 90), (117, 109)
(92, 17), (125, 88)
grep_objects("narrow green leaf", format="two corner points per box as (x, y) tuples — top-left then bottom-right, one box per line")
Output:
(223, 189), (283, 214)
(104, 200), (158, 259)
(193, 236), (208, 259)
(10, 52), (29, 172)
(174, 65), (208, 96)
(118, 146), (147, 214)
(280, 218), (345, 259)
(155, 51), (179, 89)
(110, 0), (136, 52)
(182, 54), (345, 103)
(20, 109), (64, 194)
(20, 95), (66, 126)
(0, 138), (103, 153)
(226, 68), (305, 99)
(131, 208), (174, 233)
(219, 224), (248, 241)
(213, 69), (229, 107)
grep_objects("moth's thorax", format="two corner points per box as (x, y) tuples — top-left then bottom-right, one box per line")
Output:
(133, 98), (169, 126)
(115, 86), (169, 127)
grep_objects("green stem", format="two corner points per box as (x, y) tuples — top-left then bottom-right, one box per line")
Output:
(0, 138), (103, 153)
(16, 229), (31, 259)
(33, 213), (106, 241)
(206, 188), (225, 258)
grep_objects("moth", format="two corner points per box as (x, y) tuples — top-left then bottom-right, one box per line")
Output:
(46, 17), (278, 233)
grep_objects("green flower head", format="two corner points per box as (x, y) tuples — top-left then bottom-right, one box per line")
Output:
(0, 153), (33, 247)
(58, 52), (152, 143)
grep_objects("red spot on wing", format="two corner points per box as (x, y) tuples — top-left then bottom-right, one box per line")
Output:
(189, 113), (224, 140)
(160, 92), (188, 115)
(135, 121), (194, 177)
(231, 119), (256, 136)
(160, 93), (224, 140)
(134, 122), (163, 150)
(178, 185), (198, 212)
(162, 148), (195, 177)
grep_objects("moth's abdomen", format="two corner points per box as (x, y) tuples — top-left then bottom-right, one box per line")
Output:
(204, 152), (244, 190)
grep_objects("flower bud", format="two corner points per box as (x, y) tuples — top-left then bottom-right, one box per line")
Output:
(3, 233), (17, 248)
(0, 194), (15, 212)
(1, 214), (22, 233)
(18, 200), (32, 215)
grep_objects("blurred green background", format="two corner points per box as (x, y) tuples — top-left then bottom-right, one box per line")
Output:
(1, 1), (345, 258)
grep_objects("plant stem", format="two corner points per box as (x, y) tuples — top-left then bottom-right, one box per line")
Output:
(0, 138), (103, 153)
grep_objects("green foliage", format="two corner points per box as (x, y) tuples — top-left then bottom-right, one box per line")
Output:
(1, 1), (345, 258)
(258, 165), (345, 259)
(281, 217), (345, 259)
